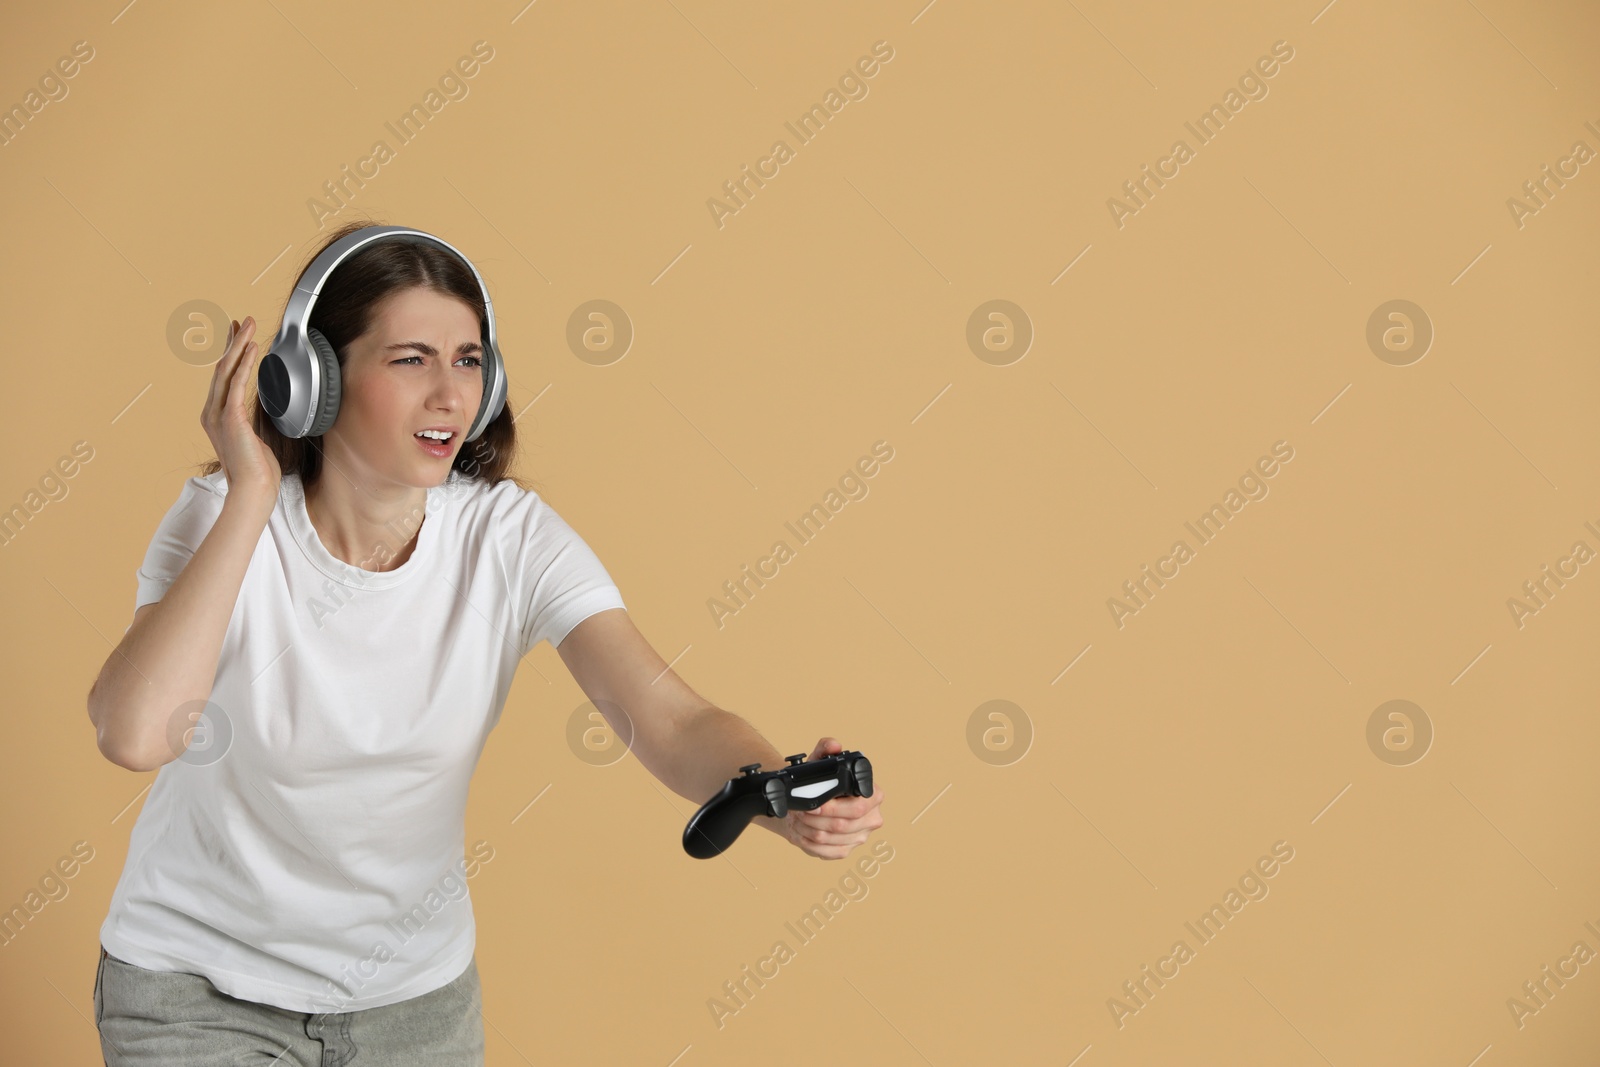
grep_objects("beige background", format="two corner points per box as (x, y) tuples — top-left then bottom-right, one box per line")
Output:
(2, 0), (1597, 1063)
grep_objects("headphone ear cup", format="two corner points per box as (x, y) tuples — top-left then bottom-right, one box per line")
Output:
(305, 328), (342, 437)
(465, 339), (506, 443)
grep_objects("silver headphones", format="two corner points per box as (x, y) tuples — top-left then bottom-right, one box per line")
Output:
(257, 225), (508, 443)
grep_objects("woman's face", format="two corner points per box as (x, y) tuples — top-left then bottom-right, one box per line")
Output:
(325, 285), (486, 489)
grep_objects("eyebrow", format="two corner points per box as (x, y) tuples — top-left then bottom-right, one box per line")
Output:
(384, 339), (483, 356)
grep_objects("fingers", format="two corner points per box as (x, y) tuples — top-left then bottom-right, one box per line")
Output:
(791, 824), (872, 854)
(206, 316), (255, 424)
(793, 802), (884, 838)
(229, 338), (257, 415)
(802, 804), (868, 829)
(796, 813), (884, 838)
(203, 318), (234, 421)
(793, 821), (873, 843)
(806, 786), (885, 826)
(224, 318), (258, 417)
(810, 736), (842, 759)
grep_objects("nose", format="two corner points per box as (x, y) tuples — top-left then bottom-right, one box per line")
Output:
(426, 359), (467, 415)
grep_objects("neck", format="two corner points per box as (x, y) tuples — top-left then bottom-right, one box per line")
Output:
(303, 472), (431, 572)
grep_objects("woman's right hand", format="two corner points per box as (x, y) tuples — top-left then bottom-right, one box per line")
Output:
(203, 315), (282, 505)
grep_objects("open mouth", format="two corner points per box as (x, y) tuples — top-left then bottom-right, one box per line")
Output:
(414, 430), (456, 456)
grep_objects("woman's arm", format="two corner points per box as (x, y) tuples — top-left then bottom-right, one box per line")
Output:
(90, 314), (283, 772)
(554, 609), (885, 856)
(554, 608), (785, 806)
(87, 488), (275, 772)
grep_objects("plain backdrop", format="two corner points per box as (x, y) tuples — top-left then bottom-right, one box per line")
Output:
(1, 1), (1597, 1063)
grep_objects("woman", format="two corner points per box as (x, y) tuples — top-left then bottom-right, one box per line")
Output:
(85, 222), (886, 1065)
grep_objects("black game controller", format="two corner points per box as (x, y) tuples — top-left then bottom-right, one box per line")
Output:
(682, 750), (874, 859)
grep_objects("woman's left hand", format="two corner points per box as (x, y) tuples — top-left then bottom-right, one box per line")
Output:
(781, 737), (885, 860)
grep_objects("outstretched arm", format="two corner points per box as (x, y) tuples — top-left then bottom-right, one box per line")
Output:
(554, 609), (884, 858)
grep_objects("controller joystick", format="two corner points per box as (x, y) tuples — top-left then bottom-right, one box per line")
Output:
(682, 750), (874, 859)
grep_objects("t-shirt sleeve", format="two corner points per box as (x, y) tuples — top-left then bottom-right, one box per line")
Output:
(134, 474), (230, 612)
(516, 495), (626, 655)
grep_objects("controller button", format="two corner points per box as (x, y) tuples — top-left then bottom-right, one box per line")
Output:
(739, 762), (763, 776)
(785, 753), (807, 766)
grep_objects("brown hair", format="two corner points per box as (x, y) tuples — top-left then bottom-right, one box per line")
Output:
(197, 217), (534, 494)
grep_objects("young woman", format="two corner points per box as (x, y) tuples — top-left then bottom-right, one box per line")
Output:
(85, 222), (885, 1065)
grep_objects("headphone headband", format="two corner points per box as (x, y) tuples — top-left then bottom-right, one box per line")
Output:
(259, 225), (508, 444)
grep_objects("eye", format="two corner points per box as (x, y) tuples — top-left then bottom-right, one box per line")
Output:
(391, 354), (483, 366)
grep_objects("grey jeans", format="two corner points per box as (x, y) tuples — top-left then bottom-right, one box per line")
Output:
(93, 945), (486, 1066)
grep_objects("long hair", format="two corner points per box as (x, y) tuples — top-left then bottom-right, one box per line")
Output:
(197, 218), (531, 493)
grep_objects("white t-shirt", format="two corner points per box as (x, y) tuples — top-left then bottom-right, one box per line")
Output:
(99, 467), (626, 1013)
